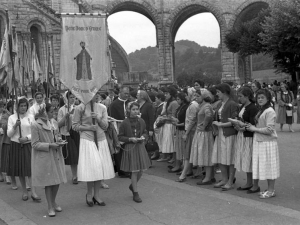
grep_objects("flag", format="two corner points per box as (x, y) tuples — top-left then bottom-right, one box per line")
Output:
(47, 40), (55, 91)
(0, 25), (11, 86)
(13, 33), (22, 86)
(59, 15), (111, 104)
(31, 43), (42, 82)
(22, 42), (30, 85)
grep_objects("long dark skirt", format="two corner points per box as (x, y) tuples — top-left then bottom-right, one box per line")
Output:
(70, 127), (80, 150)
(62, 135), (79, 165)
(0, 143), (10, 173)
(7, 142), (31, 177)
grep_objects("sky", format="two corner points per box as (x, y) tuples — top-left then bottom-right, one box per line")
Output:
(107, 12), (220, 54)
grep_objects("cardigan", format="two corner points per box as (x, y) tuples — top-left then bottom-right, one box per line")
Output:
(185, 101), (199, 132)
(214, 99), (239, 137)
(196, 102), (213, 132)
(254, 107), (277, 141)
(176, 103), (189, 131)
(239, 103), (259, 138)
(118, 117), (147, 144)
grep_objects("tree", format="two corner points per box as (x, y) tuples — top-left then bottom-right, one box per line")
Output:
(260, 0), (300, 80)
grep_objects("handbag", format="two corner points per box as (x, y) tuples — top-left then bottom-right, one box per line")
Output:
(145, 136), (159, 153)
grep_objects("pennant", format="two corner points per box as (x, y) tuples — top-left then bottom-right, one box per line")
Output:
(31, 43), (42, 82)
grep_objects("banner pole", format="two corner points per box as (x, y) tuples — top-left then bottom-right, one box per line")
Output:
(90, 100), (98, 149)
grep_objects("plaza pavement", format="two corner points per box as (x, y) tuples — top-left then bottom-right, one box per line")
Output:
(0, 124), (300, 224)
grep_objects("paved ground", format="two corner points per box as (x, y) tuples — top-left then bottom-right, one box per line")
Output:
(0, 121), (300, 224)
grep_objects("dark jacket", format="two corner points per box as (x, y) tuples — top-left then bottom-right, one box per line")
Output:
(175, 103), (189, 131)
(239, 103), (259, 138)
(118, 117), (147, 143)
(108, 98), (129, 120)
(140, 102), (155, 132)
(154, 103), (164, 121)
(214, 99), (239, 137)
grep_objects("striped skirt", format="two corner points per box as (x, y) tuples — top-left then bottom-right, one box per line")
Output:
(160, 123), (176, 153)
(7, 142), (31, 177)
(78, 138), (115, 182)
(190, 131), (214, 166)
(252, 138), (280, 180)
(212, 127), (237, 165)
(0, 143), (10, 173)
(121, 142), (151, 172)
(174, 129), (185, 160)
(234, 131), (253, 173)
(62, 135), (79, 165)
(184, 130), (196, 160)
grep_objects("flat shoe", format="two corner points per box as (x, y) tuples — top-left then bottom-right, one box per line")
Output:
(72, 177), (78, 184)
(237, 185), (253, 191)
(168, 168), (181, 173)
(197, 180), (212, 185)
(259, 190), (276, 199)
(22, 194), (28, 201)
(0, 179), (4, 182)
(221, 185), (234, 191)
(247, 187), (260, 194)
(157, 158), (168, 162)
(26, 187), (31, 191)
(48, 209), (56, 217)
(54, 205), (62, 212)
(175, 177), (186, 183)
(12, 186), (18, 190)
(167, 165), (174, 169)
(191, 175), (201, 179)
(101, 183), (109, 189)
(186, 172), (193, 177)
(214, 182), (225, 188)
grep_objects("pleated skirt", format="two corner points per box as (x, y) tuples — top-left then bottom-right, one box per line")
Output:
(0, 143), (10, 173)
(174, 129), (185, 160)
(78, 138), (115, 182)
(212, 127), (236, 165)
(62, 135), (79, 165)
(160, 123), (175, 153)
(234, 131), (253, 173)
(7, 142), (31, 177)
(184, 130), (196, 160)
(190, 131), (214, 166)
(120, 142), (151, 172)
(252, 139), (280, 180)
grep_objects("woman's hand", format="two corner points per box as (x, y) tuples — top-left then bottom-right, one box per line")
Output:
(89, 124), (98, 131)
(49, 143), (60, 149)
(245, 124), (256, 132)
(18, 137), (28, 144)
(212, 121), (221, 127)
(14, 119), (21, 129)
(129, 137), (138, 143)
(91, 112), (102, 123)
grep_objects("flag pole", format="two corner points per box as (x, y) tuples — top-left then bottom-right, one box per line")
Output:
(47, 42), (50, 99)
(31, 38), (36, 97)
(6, 10), (22, 139)
(90, 100), (98, 149)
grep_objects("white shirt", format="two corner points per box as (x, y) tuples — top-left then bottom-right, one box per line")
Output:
(28, 103), (45, 116)
(7, 113), (34, 143)
(58, 104), (74, 136)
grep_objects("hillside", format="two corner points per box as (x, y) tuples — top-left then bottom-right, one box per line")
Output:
(128, 40), (274, 85)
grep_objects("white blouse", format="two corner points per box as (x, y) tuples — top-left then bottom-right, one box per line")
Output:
(57, 104), (74, 136)
(28, 103), (45, 116)
(7, 113), (35, 143)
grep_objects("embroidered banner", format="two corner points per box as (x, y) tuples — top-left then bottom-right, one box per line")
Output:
(59, 15), (111, 104)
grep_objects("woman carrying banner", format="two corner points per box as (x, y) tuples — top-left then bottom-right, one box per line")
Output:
(28, 92), (45, 116)
(58, 91), (79, 184)
(72, 95), (115, 207)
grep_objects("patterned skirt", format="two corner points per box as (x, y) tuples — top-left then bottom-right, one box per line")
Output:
(252, 138), (280, 180)
(62, 135), (79, 165)
(7, 142), (31, 177)
(212, 127), (237, 165)
(174, 129), (185, 160)
(190, 131), (214, 166)
(160, 123), (175, 153)
(120, 142), (151, 172)
(78, 138), (115, 182)
(0, 143), (10, 173)
(234, 131), (253, 173)
(184, 130), (196, 160)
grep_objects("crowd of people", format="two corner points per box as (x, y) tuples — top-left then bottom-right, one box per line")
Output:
(0, 78), (297, 217)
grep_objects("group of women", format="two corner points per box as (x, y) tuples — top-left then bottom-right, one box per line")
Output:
(155, 83), (280, 199)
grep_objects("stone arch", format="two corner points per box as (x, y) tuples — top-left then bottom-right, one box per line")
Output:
(165, 1), (226, 43)
(227, 0), (271, 30)
(106, 0), (160, 26)
(27, 17), (48, 33)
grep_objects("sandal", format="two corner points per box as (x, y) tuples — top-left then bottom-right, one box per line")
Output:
(101, 183), (109, 189)
(221, 184), (234, 191)
(259, 190), (276, 199)
(175, 177), (186, 183)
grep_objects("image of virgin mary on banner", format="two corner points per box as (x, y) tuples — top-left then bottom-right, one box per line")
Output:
(59, 15), (110, 104)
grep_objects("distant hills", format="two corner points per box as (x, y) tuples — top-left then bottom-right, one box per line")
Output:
(128, 40), (274, 85)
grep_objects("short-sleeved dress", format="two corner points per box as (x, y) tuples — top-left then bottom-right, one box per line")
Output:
(118, 117), (151, 172)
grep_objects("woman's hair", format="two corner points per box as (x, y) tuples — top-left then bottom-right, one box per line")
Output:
(177, 92), (188, 105)
(34, 92), (43, 99)
(66, 90), (74, 99)
(17, 98), (29, 111)
(255, 89), (272, 122)
(6, 100), (14, 111)
(156, 93), (165, 102)
(50, 95), (59, 102)
(138, 90), (152, 103)
(100, 93), (107, 100)
(126, 102), (140, 117)
(253, 81), (261, 90)
(238, 87), (255, 103)
(45, 103), (53, 113)
(165, 86), (177, 109)
(215, 83), (231, 96)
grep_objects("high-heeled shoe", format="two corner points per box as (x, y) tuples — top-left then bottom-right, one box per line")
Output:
(86, 194), (94, 207)
(31, 195), (41, 202)
(92, 197), (106, 206)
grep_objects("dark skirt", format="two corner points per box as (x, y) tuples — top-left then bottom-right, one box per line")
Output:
(286, 115), (293, 125)
(7, 142), (31, 177)
(62, 135), (79, 165)
(120, 142), (151, 172)
(0, 143), (10, 173)
(184, 130), (196, 160)
(70, 127), (80, 150)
